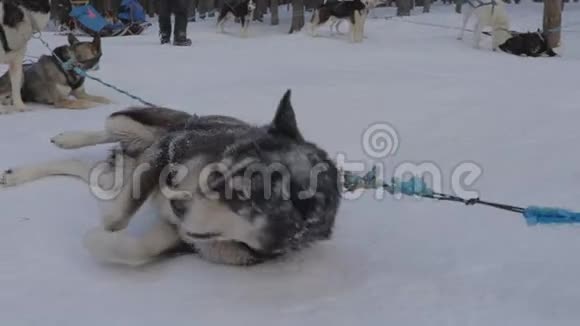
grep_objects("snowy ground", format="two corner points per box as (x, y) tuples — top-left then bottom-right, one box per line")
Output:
(2, 1), (580, 325)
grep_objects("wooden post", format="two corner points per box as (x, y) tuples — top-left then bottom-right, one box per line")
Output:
(543, 0), (562, 49)
(253, 0), (266, 20)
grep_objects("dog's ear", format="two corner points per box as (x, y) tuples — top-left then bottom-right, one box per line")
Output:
(269, 89), (304, 142)
(92, 34), (101, 52)
(68, 33), (80, 45)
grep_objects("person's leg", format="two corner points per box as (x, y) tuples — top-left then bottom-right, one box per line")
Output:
(198, 0), (208, 19)
(158, 0), (172, 43)
(173, 0), (192, 46)
(188, 0), (197, 22)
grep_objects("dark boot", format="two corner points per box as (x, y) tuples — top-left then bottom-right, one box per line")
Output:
(173, 32), (192, 46)
(173, 0), (191, 46)
(160, 33), (171, 44)
(158, 0), (172, 44)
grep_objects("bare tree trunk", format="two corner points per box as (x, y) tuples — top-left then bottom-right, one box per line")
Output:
(396, 0), (411, 16)
(254, 0), (266, 20)
(544, 0), (562, 49)
(289, 0), (305, 33)
(423, 0), (431, 13)
(270, 0), (279, 25)
(454, 0), (462, 13)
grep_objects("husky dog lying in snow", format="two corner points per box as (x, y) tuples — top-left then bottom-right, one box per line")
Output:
(0, 90), (341, 266)
(217, 0), (256, 37)
(0, 0), (52, 114)
(310, 0), (368, 43)
(457, 0), (512, 51)
(0, 34), (110, 112)
(498, 29), (558, 57)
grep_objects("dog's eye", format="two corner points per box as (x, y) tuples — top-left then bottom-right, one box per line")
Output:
(170, 200), (189, 219)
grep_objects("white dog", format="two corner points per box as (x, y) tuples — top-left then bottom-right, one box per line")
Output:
(0, 1), (52, 114)
(457, 0), (511, 51)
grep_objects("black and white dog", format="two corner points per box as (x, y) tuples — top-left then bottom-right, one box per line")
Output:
(498, 29), (558, 57)
(310, 0), (368, 43)
(217, 0), (256, 37)
(0, 90), (341, 266)
(0, 0), (52, 114)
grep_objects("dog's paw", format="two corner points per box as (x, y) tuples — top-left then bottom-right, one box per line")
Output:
(75, 100), (97, 110)
(12, 101), (26, 111)
(0, 169), (11, 187)
(51, 132), (88, 149)
(83, 227), (148, 266)
(92, 96), (113, 104)
(0, 96), (12, 106)
(0, 168), (25, 188)
(0, 106), (31, 115)
(55, 99), (96, 110)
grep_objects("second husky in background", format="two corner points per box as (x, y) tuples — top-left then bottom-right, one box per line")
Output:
(0, 34), (110, 112)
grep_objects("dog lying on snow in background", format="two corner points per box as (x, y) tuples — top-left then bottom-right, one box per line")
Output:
(217, 0), (256, 37)
(0, 90), (341, 267)
(310, 0), (368, 43)
(498, 29), (558, 57)
(0, 34), (111, 113)
(0, 0), (52, 114)
(457, 0), (512, 51)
